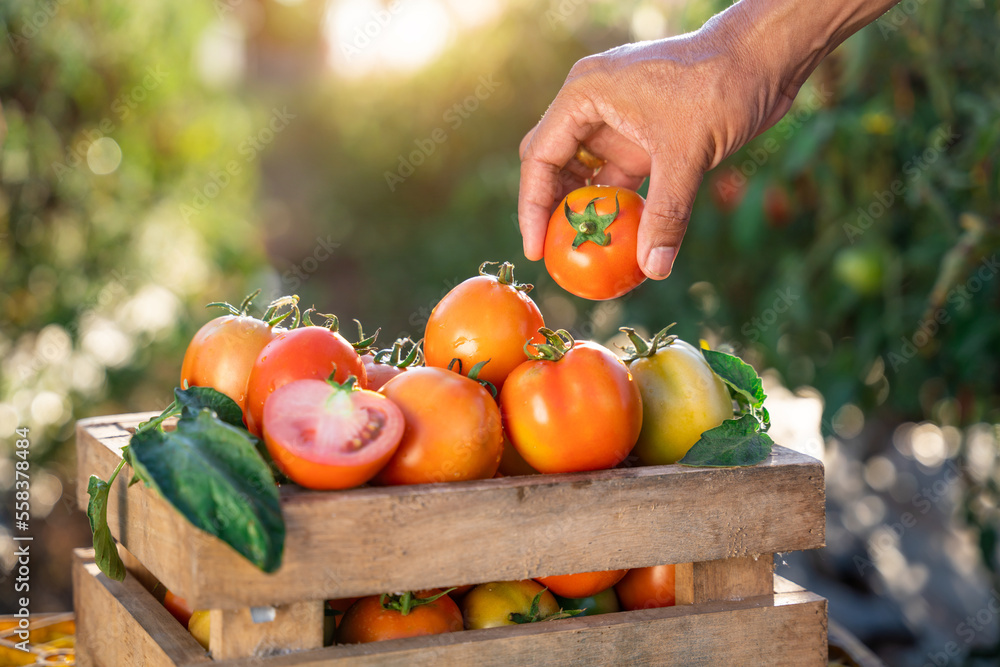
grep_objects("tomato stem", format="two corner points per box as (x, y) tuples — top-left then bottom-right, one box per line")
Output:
(378, 588), (456, 616)
(523, 328), (575, 362)
(350, 319), (381, 353)
(263, 295), (300, 328)
(618, 325), (677, 362)
(373, 337), (423, 369)
(479, 260), (534, 293)
(564, 193), (620, 249)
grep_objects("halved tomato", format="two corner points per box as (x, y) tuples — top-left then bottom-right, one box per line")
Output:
(263, 378), (404, 490)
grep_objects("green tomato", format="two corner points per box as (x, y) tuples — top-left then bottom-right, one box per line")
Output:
(460, 580), (559, 630)
(553, 587), (620, 617)
(628, 338), (733, 464)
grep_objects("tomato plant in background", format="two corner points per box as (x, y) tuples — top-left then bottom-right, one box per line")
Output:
(460, 580), (568, 629)
(500, 329), (642, 473)
(337, 590), (463, 644)
(544, 185), (646, 300)
(425, 261), (546, 391)
(180, 292), (297, 416)
(263, 376), (405, 490)
(535, 569), (628, 599)
(245, 311), (368, 437)
(614, 564), (676, 611)
(375, 365), (503, 485)
(620, 327), (733, 465)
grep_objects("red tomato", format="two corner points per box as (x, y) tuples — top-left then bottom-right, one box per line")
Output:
(535, 569), (628, 599)
(614, 564), (676, 610)
(361, 337), (423, 391)
(544, 185), (646, 300)
(709, 170), (747, 213)
(162, 590), (193, 627)
(245, 325), (367, 438)
(375, 367), (503, 485)
(263, 378), (403, 490)
(181, 315), (277, 414)
(337, 590), (463, 644)
(500, 330), (642, 473)
(424, 261), (545, 391)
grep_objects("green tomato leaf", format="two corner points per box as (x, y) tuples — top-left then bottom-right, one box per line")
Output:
(702, 349), (766, 408)
(87, 475), (127, 581)
(679, 414), (774, 467)
(128, 409), (284, 573)
(174, 386), (245, 428)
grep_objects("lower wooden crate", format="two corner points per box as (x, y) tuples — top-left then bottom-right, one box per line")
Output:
(74, 549), (828, 666)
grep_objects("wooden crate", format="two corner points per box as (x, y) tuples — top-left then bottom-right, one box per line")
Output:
(73, 412), (828, 665)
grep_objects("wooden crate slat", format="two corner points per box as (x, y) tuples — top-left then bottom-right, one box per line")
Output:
(77, 413), (826, 608)
(73, 548), (211, 667)
(675, 555), (775, 604)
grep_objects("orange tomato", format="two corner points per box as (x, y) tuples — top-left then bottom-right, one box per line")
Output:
(543, 185), (646, 300)
(614, 564), (676, 610)
(535, 569), (628, 599)
(337, 591), (463, 644)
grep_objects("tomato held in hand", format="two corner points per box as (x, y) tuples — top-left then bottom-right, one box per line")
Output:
(621, 328), (732, 464)
(614, 564), (676, 610)
(424, 261), (545, 391)
(460, 580), (560, 630)
(544, 185), (646, 300)
(375, 366), (503, 485)
(263, 377), (404, 490)
(245, 315), (368, 437)
(180, 293), (295, 415)
(500, 329), (642, 473)
(535, 569), (627, 599)
(337, 590), (463, 644)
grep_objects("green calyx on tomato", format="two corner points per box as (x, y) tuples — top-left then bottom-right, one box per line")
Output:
(447, 358), (497, 398)
(378, 589), (456, 617)
(479, 260), (534, 293)
(619, 324), (678, 362)
(509, 590), (582, 624)
(350, 319), (382, 354)
(522, 327), (574, 362)
(373, 337), (423, 369)
(206, 289), (300, 329)
(564, 193), (619, 248)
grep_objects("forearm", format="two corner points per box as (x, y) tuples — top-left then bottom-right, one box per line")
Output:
(712, 0), (901, 89)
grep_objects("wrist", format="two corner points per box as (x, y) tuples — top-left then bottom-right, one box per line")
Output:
(708, 0), (899, 90)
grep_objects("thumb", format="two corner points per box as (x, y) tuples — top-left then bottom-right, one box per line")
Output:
(637, 157), (704, 280)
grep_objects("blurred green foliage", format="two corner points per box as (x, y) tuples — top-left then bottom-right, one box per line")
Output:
(0, 0), (998, 644)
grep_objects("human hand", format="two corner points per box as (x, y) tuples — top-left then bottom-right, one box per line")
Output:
(518, 0), (898, 280)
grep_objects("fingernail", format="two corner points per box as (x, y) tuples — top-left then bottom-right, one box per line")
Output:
(645, 247), (676, 278)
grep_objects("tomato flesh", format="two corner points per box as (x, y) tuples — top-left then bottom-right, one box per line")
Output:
(246, 326), (367, 438)
(263, 379), (403, 490)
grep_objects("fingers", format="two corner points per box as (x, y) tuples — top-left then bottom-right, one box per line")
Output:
(518, 100), (601, 261)
(637, 156), (704, 280)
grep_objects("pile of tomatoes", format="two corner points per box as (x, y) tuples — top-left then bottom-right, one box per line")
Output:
(166, 185), (740, 648)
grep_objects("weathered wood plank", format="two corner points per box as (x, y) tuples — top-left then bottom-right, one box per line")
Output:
(675, 555), (775, 605)
(210, 602), (324, 660)
(212, 588), (828, 667)
(77, 413), (825, 608)
(73, 549), (211, 667)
